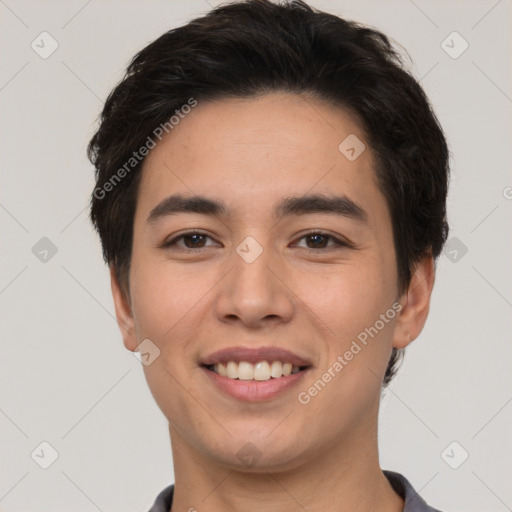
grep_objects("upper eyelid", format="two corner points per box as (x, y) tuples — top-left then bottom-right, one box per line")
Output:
(161, 230), (218, 249)
(163, 230), (352, 248)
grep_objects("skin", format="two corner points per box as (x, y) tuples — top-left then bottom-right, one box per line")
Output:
(110, 92), (435, 512)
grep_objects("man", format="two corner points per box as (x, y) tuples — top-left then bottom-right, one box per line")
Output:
(88, 1), (449, 510)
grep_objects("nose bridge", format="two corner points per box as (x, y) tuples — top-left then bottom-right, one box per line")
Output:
(214, 233), (294, 326)
(234, 234), (273, 292)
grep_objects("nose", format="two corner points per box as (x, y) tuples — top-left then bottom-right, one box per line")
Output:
(213, 239), (295, 329)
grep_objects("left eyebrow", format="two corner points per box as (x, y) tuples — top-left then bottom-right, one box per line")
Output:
(146, 193), (368, 224)
(275, 194), (368, 223)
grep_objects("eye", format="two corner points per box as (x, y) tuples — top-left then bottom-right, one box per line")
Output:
(161, 231), (219, 250)
(293, 231), (352, 251)
(161, 230), (352, 252)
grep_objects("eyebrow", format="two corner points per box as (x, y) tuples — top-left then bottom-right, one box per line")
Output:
(147, 193), (368, 224)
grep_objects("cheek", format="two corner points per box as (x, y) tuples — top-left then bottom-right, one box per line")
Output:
(131, 260), (210, 421)
(298, 260), (394, 339)
(130, 254), (208, 341)
(298, 258), (397, 401)
(298, 274), (395, 425)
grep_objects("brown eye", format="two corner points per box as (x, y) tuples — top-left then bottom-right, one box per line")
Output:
(294, 232), (350, 250)
(181, 234), (207, 248)
(304, 234), (330, 249)
(162, 231), (217, 250)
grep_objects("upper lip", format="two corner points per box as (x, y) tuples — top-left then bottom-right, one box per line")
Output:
(201, 346), (312, 367)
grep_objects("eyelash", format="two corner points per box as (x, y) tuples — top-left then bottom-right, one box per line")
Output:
(161, 230), (353, 252)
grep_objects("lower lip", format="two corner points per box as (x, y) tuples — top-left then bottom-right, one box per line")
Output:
(201, 366), (309, 402)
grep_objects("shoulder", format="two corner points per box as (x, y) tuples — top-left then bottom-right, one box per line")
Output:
(383, 470), (444, 512)
(147, 484), (174, 512)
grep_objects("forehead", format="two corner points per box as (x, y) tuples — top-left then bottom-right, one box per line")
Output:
(136, 92), (383, 223)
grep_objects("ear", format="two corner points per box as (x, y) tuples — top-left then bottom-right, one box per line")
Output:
(110, 265), (138, 352)
(392, 255), (436, 349)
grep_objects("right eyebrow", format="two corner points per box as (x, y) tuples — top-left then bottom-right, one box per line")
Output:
(147, 194), (227, 224)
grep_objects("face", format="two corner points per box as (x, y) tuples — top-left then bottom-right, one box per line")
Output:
(112, 92), (433, 472)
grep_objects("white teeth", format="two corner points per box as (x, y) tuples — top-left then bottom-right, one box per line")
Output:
(238, 361), (254, 380)
(270, 361), (283, 378)
(253, 361), (271, 381)
(217, 362), (227, 377)
(226, 361), (238, 379)
(211, 360), (304, 381)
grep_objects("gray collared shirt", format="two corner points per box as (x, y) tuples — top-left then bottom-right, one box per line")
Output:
(147, 470), (443, 511)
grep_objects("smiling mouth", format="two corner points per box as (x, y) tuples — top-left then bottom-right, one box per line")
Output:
(203, 360), (310, 381)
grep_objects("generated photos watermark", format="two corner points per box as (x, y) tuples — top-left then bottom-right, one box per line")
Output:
(93, 97), (198, 200)
(297, 301), (403, 404)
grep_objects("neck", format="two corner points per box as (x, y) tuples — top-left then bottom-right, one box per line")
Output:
(168, 419), (404, 512)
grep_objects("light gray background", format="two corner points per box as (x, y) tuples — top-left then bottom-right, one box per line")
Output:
(1, 1), (511, 511)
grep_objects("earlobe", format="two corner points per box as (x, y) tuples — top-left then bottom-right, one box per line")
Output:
(109, 265), (138, 352)
(392, 255), (436, 349)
